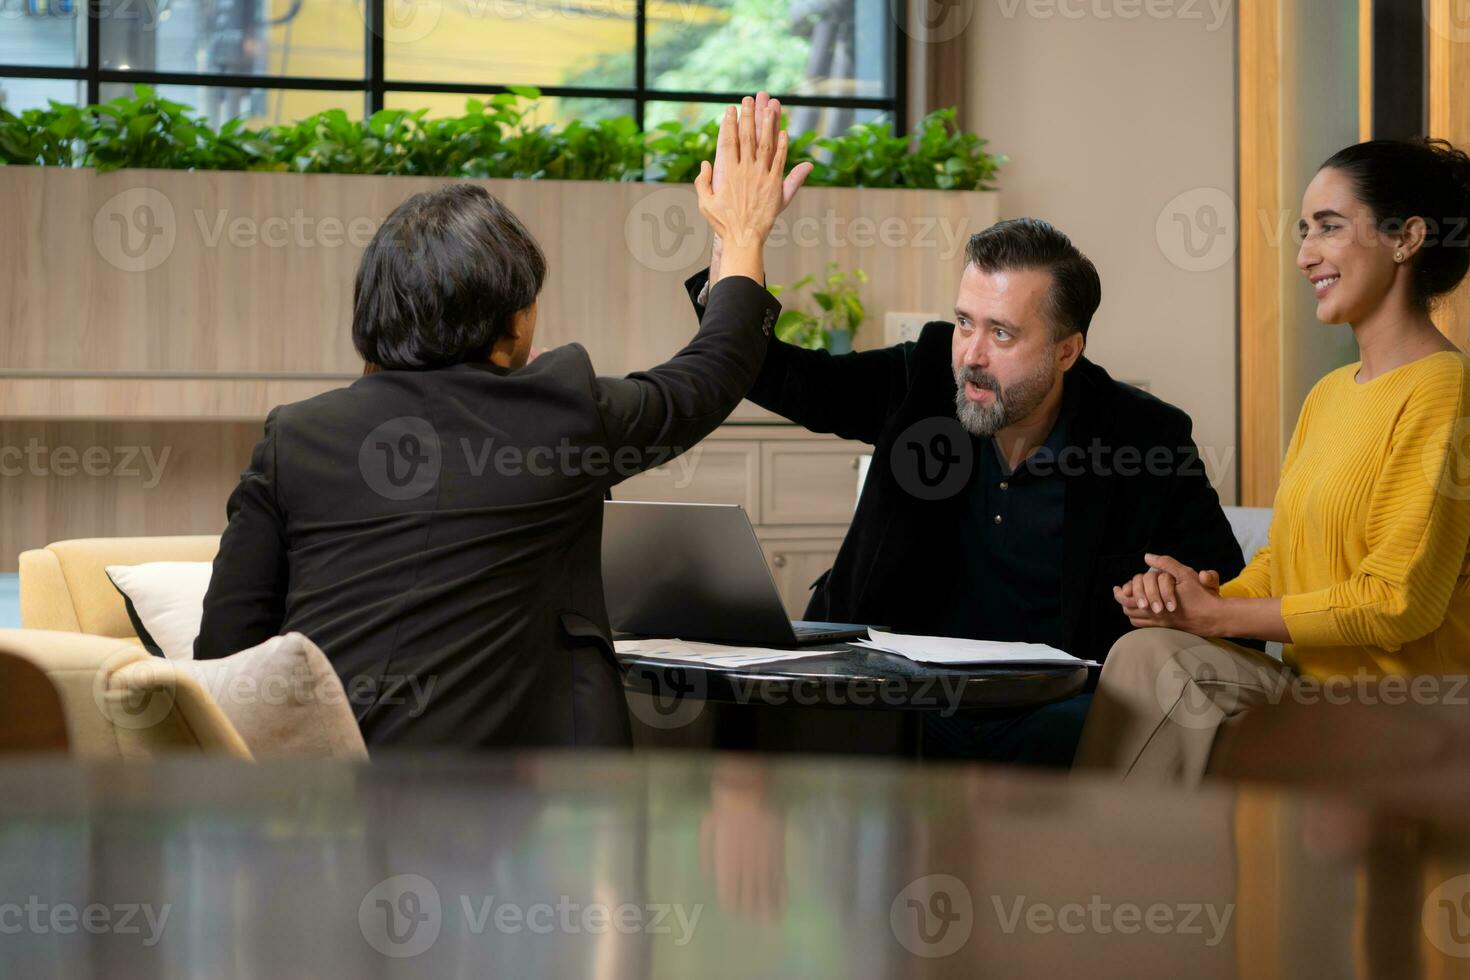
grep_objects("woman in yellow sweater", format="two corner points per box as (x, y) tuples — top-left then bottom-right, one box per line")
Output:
(1074, 138), (1470, 783)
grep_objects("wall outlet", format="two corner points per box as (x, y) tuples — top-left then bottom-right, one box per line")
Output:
(884, 312), (942, 347)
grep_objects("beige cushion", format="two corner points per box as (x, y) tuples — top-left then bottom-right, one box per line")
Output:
(104, 561), (214, 659)
(20, 536), (220, 639)
(164, 633), (368, 760)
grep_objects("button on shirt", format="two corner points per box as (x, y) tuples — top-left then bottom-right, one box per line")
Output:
(944, 379), (1077, 646)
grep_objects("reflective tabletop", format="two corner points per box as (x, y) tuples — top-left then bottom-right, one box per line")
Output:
(1, 753), (1466, 979)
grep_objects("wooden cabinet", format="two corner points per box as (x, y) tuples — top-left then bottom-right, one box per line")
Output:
(757, 531), (848, 618)
(760, 440), (869, 525)
(614, 440), (761, 518)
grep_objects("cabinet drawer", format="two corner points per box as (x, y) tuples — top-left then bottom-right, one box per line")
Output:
(757, 536), (846, 619)
(760, 441), (868, 525)
(614, 441), (761, 520)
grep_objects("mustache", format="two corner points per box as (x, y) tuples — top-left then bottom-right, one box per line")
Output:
(956, 367), (1002, 394)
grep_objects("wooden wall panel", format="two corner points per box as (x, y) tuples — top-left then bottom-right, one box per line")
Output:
(0, 169), (997, 384)
(1238, 0), (1285, 507)
(1429, 0), (1470, 350)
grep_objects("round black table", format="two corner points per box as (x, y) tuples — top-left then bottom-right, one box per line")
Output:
(616, 643), (1090, 755)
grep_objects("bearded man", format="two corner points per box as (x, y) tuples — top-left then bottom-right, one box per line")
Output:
(686, 217), (1246, 765)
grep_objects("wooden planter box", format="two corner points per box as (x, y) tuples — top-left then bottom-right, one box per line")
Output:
(0, 167), (998, 420)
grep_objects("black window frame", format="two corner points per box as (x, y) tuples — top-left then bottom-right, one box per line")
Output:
(0, 0), (906, 133)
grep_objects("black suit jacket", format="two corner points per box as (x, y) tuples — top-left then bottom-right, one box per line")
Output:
(196, 275), (781, 749)
(687, 271), (1244, 663)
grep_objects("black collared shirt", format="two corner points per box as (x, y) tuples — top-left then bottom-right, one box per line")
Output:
(941, 378), (1078, 645)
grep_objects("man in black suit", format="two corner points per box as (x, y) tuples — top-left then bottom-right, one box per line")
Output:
(195, 98), (813, 749)
(688, 217), (1245, 764)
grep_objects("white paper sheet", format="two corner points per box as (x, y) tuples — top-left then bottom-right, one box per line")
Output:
(852, 630), (1091, 666)
(614, 639), (837, 669)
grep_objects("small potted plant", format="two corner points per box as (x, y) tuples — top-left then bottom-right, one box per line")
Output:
(769, 264), (868, 353)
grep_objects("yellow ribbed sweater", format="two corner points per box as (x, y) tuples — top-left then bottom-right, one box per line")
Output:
(1221, 350), (1470, 677)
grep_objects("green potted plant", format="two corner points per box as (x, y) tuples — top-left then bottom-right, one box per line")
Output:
(769, 264), (868, 353)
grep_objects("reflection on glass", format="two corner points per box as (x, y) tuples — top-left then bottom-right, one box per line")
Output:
(384, 0), (636, 87)
(384, 91), (634, 129)
(98, 0), (363, 77)
(0, 2), (84, 67)
(0, 76), (83, 112)
(100, 82), (364, 128)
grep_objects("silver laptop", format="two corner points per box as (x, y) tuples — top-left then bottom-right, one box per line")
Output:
(601, 501), (872, 646)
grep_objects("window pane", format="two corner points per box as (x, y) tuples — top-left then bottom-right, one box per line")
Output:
(385, 91), (634, 128)
(99, 0), (364, 77)
(385, 0), (636, 88)
(0, 5), (84, 66)
(642, 0), (891, 100)
(100, 83), (366, 128)
(645, 99), (887, 139)
(0, 76), (83, 112)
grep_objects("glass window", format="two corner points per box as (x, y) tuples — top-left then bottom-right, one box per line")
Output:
(100, 82), (365, 129)
(98, 0), (364, 77)
(0, 76), (83, 112)
(4, 0), (897, 137)
(384, 1), (637, 88)
(0, 2), (85, 67)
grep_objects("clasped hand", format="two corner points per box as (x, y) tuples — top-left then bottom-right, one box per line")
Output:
(1114, 553), (1224, 635)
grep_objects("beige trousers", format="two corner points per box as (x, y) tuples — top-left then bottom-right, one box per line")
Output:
(1073, 628), (1293, 785)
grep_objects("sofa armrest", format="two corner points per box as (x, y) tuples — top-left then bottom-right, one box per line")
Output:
(0, 629), (252, 760)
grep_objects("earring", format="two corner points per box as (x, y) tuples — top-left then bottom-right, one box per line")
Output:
(1395, 250), (1405, 262)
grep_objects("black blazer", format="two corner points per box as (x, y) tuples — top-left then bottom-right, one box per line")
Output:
(195, 276), (781, 749)
(687, 271), (1244, 663)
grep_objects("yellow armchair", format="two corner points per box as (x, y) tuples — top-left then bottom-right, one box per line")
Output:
(19, 535), (220, 640)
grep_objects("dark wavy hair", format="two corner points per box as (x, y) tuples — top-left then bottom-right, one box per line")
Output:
(964, 218), (1102, 342)
(1320, 138), (1470, 309)
(353, 184), (547, 370)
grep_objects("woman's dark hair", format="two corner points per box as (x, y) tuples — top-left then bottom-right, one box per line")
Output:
(353, 184), (547, 370)
(964, 217), (1102, 341)
(1320, 138), (1470, 308)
